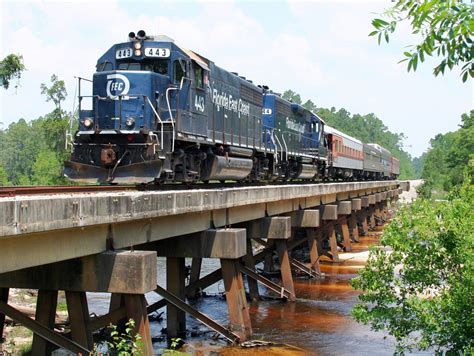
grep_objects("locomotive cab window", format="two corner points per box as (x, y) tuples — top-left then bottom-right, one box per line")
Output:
(118, 62), (141, 70)
(97, 61), (113, 72)
(173, 60), (186, 83)
(116, 60), (168, 74)
(143, 59), (168, 74)
(194, 64), (203, 89)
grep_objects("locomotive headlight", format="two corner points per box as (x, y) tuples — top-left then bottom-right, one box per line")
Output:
(134, 49), (142, 56)
(83, 117), (94, 128)
(134, 42), (142, 50)
(125, 117), (135, 128)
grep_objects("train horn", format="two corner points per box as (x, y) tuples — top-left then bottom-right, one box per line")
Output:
(128, 32), (136, 41)
(137, 30), (146, 40)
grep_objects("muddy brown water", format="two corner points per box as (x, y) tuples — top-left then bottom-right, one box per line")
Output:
(87, 231), (428, 355)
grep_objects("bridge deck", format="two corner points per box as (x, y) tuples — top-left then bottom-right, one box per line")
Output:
(0, 181), (405, 273)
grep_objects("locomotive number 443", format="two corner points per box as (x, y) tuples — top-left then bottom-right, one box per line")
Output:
(145, 48), (170, 58)
(115, 48), (132, 59)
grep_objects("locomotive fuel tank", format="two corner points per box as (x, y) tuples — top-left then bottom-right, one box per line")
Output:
(201, 155), (253, 181)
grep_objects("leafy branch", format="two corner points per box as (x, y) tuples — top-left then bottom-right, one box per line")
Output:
(370, 0), (473, 82)
(0, 54), (26, 90)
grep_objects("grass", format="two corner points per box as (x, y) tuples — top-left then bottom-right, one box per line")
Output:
(57, 300), (68, 311)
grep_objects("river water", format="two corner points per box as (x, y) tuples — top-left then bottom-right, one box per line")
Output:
(87, 231), (426, 355)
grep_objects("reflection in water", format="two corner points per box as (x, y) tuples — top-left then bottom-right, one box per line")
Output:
(87, 231), (426, 355)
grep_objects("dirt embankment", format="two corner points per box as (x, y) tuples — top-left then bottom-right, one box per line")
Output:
(1, 289), (68, 355)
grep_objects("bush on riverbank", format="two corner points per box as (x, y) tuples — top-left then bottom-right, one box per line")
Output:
(352, 180), (473, 354)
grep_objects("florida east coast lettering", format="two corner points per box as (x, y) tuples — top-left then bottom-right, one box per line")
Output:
(211, 89), (250, 118)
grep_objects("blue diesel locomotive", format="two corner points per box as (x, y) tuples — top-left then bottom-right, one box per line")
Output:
(64, 31), (398, 184)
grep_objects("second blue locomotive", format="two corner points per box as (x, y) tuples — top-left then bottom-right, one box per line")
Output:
(65, 31), (398, 184)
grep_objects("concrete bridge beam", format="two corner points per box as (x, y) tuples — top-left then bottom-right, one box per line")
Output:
(349, 198), (362, 242)
(320, 205), (339, 261)
(285, 209), (321, 274)
(0, 250), (157, 355)
(151, 229), (246, 259)
(246, 216), (296, 301)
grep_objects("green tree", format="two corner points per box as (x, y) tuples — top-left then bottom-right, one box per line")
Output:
(419, 132), (456, 196)
(352, 182), (474, 353)
(302, 99), (317, 113)
(0, 119), (43, 184)
(40, 74), (67, 117)
(31, 150), (64, 185)
(370, 0), (474, 82)
(0, 73), (71, 186)
(0, 165), (10, 186)
(36, 113), (71, 158)
(38, 74), (71, 161)
(419, 110), (473, 197)
(281, 89), (302, 104)
(0, 54), (26, 89)
(412, 154), (425, 179)
(447, 110), (474, 186)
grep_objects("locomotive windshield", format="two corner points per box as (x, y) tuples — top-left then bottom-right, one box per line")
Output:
(116, 59), (169, 74)
(96, 61), (113, 71)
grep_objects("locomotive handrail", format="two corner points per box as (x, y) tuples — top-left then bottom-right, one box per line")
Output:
(165, 86), (178, 152)
(267, 129), (280, 164)
(77, 94), (167, 152)
(280, 133), (288, 161)
(273, 133), (284, 163)
(144, 96), (164, 153)
(281, 130), (320, 159)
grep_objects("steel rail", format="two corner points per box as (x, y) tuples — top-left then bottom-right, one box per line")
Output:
(0, 185), (137, 197)
(0, 179), (398, 198)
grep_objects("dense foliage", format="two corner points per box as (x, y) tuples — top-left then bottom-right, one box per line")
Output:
(371, 0), (473, 82)
(353, 114), (473, 352)
(0, 54), (26, 90)
(352, 4), (473, 352)
(282, 89), (416, 179)
(352, 181), (473, 353)
(0, 75), (71, 186)
(419, 110), (473, 197)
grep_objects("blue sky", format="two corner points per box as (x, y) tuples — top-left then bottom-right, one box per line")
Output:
(1, 0), (472, 157)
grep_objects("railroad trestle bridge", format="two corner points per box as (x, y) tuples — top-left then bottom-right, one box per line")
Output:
(0, 180), (409, 354)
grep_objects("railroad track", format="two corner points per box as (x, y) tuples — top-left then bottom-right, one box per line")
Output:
(0, 182), (257, 197)
(0, 185), (139, 197)
(0, 179), (394, 198)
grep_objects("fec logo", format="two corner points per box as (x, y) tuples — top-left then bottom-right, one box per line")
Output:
(106, 74), (130, 99)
